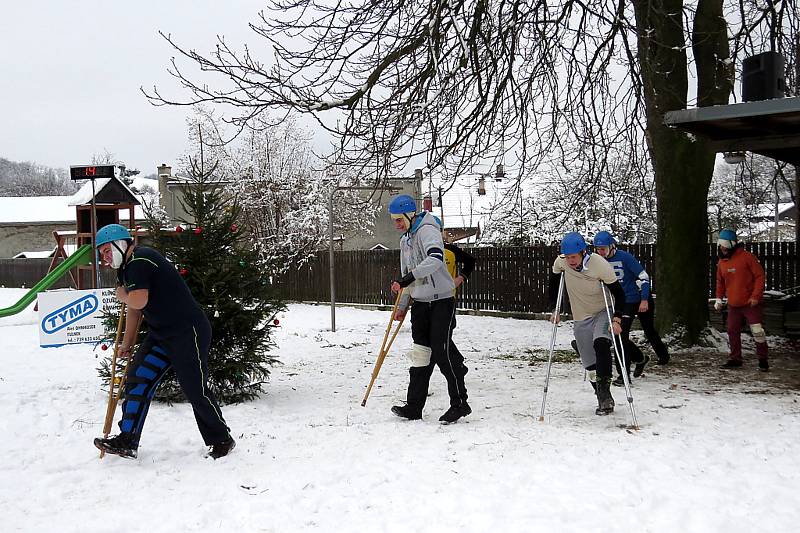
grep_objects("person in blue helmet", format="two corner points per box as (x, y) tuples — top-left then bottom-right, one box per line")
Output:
(593, 230), (671, 386)
(714, 229), (769, 370)
(387, 195), (471, 424)
(550, 231), (626, 415)
(92, 224), (235, 460)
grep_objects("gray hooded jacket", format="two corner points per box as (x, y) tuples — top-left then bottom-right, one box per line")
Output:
(398, 211), (455, 311)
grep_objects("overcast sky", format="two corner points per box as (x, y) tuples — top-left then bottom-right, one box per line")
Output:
(0, 1), (286, 175)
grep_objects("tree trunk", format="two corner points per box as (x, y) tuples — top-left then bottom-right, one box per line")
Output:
(633, 0), (732, 343)
(651, 131), (715, 343)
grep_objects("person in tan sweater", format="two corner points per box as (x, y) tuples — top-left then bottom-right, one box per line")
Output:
(550, 232), (626, 415)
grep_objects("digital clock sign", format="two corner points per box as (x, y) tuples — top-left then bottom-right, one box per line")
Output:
(70, 165), (116, 180)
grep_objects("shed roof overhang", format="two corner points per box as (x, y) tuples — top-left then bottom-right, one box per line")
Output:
(663, 96), (800, 166)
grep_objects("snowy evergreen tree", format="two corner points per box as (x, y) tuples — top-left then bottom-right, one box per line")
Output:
(146, 157), (285, 403)
(100, 152), (285, 404)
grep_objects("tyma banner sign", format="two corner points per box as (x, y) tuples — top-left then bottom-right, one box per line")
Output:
(38, 289), (120, 347)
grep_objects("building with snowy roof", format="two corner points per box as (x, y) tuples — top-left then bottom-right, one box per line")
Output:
(0, 176), (149, 258)
(746, 202), (796, 241)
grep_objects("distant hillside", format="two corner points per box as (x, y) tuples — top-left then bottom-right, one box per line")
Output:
(0, 157), (79, 196)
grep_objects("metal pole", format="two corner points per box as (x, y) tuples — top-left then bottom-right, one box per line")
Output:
(90, 178), (100, 289)
(774, 182), (780, 241)
(329, 190), (336, 332)
(438, 186), (444, 226)
(796, 164), (799, 244)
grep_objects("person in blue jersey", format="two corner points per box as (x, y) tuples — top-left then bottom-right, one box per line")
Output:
(92, 224), (235, 460)
(388, 195), (471, 424)
(593, 231), (670, 386)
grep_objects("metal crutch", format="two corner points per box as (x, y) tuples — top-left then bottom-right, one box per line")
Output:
(600, 283), (640, 430)
(539, 273), (565, 422)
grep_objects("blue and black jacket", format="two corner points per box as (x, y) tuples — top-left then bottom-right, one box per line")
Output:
(603, 249), (651, 304)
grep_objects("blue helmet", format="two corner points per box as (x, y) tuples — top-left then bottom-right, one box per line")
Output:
(593, 231), (616, 247)
(560, 232), (587, 254)
(719, 229), (737, 242)
(388, 195), (417, 215)
(96, 224), (132, 247)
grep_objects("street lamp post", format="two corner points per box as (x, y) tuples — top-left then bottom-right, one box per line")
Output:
(328, 185), (400, 332)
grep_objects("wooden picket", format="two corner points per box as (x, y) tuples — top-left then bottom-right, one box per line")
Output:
(3, 242), (794, 315)
(276, 242), (797, 313)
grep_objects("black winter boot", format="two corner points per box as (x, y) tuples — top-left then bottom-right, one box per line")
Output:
(391, 405), (422, 420)
(595, 378), (615, 416)
(633, 354), (651, 377)
(439, 402), (472, 424)
(207, 436), (236, 459)
(721, 359), (743, 369)
(94, 433), (138, 459)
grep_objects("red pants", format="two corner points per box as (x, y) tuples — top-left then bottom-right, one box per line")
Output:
(726, 305), (769, 361)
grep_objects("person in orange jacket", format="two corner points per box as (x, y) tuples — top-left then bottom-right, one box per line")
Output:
(713, 229), (769, 371)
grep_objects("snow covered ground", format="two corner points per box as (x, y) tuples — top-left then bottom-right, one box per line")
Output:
(1, 288), (799, 532)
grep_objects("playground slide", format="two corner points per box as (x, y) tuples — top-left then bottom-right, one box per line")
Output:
(0, 244), (94, 318)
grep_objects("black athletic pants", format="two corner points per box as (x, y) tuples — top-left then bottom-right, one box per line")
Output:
(406, 297), (468, 411)
(118, 316), (230, 447)
(614, 296), (670, 375)
(637, 297), (670, 363)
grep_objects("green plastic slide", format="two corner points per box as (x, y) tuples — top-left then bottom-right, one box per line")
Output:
(0, 244), (94, 318)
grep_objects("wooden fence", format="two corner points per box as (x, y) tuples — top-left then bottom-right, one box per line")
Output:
(0, 258), (116, 289)
(277, 242), (798, 313)
(1, 242), (796, 315)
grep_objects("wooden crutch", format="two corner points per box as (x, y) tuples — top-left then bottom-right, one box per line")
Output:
(99, 303), (128, 458)
(361, 290), (406, 407)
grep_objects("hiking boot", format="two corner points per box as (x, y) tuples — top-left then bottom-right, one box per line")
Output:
(391, 405), (422, 420)
(439, 403), (472, 424)
(207, 436), (236, 459)
(720, 359), (743, 369)
(94, 433), (138, 459)
(758, 359), (769, 372)
(612, 374), (628, 387)
(633, 354), (650, 378)
(657, 354), (670, 365)
(595, 378), (615, 416)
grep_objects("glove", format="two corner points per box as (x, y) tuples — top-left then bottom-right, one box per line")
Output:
(394, 272), (416, 288)
(714, 299), (723, 312)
